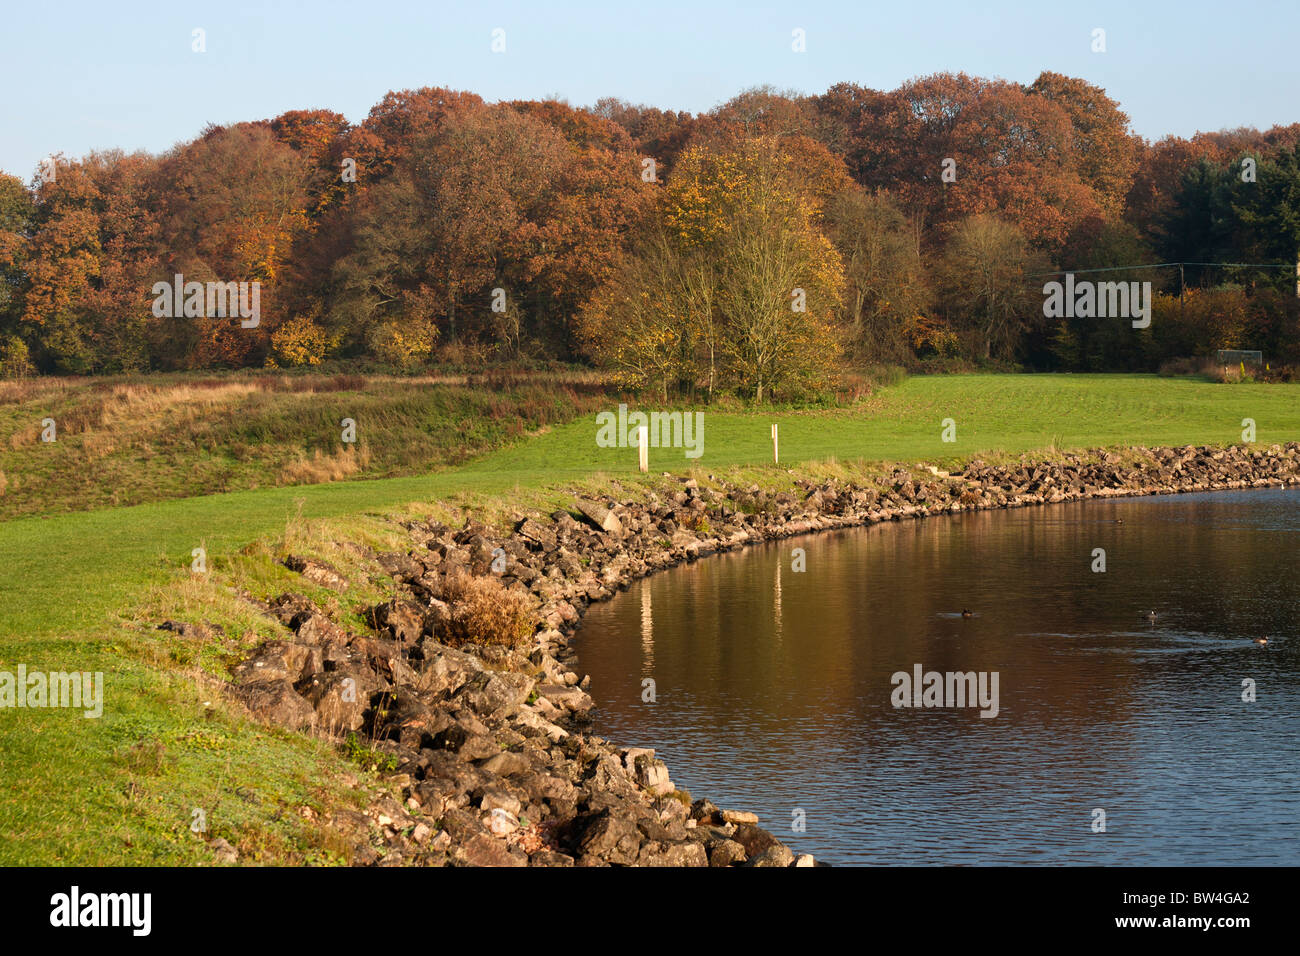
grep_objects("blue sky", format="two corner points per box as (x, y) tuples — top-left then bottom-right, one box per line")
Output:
(2, 0), (1297, 180)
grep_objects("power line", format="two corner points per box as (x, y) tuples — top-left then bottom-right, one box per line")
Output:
(1031, 261), (1293, 278)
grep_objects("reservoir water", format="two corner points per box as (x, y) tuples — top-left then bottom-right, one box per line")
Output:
(573, 488), (1300, 865)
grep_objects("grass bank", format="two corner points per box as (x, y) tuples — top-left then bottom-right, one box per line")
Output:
(1, 372), (1297, 864)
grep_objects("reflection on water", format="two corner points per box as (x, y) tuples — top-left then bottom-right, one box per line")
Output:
(573, 488), (1300, 865)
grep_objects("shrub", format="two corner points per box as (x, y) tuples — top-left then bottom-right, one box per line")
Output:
(0, 335), (34, 379)
(368, 318), (437, 369)
(270, 315), (331, 367)
(440, 573), (534, 649)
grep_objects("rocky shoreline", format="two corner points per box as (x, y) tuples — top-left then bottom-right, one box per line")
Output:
(190, 441), (1300, 866)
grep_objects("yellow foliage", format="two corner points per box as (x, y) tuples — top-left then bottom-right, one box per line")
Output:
(368, 317), (439, 369)
(271, 315), (330, 367)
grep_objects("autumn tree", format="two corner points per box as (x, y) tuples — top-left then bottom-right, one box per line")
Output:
(846, 73), (1101, 252)
(0, 172), (34, 374)
(1027, 72), (1139, 220)
(20, 151), (162, 372)
(335, 102), (649, 362)
(582, 137), (844, 401)
(353, 87), (486, 182)
(936, 215), (1042, 361)
(269, 108), (352, 217)
(153, 123), (309, 366)
(332, 105), (569, 359)
(826, 188), (928, 363)
(590, 98), (696, 177)
(577, 224), (703, 399)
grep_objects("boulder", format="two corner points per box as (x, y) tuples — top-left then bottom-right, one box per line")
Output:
(574, 499), (623, 536)
(231, 641), (314, 685)
(747, 844), (795, 868)
(282, 555), (349, 592)
(459, 832), (527, 867)
(230, 679), (313, 730)
(370, 599), (424, 644)
(576, 809), (642, 864)
(453, 671), (535, 720)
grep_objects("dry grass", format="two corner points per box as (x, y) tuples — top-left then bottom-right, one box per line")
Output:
(439, 573), (536, 649)
(0, 369), (611, 520)
(277, 445), (372, 485)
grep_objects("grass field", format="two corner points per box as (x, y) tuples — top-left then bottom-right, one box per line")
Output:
(0, 370), (607, 520)
(1, 371), (1298, 864)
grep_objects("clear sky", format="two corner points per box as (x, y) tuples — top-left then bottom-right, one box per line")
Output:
(3, 0), (1297, 180)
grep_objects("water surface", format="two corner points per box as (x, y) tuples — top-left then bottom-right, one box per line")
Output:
(573, 488), (1300, 865)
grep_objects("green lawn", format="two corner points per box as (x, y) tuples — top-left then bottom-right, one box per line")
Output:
(1, 372), (1297, 864)
(4, 374), (1297, 642)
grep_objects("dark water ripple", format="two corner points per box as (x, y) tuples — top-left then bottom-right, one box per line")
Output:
(573, 487), (1300, 865)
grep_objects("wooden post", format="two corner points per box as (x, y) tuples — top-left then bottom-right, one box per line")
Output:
(637, 425), (648, 473)
(771, 423), (779, 465)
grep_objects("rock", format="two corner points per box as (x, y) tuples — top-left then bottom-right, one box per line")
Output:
(459, 832), (527, 867)
(230, 679), (314, 730)
(231, 641), (314, 685)
(574, 499), (623, 536)
(291, 611), (348, 646)
(375, 551), (422, 580)
(513, 705), (569, 742)
(282, 555), (349, 591)
(266, 593), (315, 626)
(485, 807), (519, 835)
(638, 841), (709, 867)
(433, 723), (500, 761)
(747, 844), (795, 868)
(515, 518), (557, 551)
(576, 809), (642, 864)
(477, 751), (532, 777)
(453, 671), (535, 720)
(370, 599), (424, 644)
(208, 838), (239, 864)
(529, 849), (575, 867)
(794, 853), (815, 867)
(708, 839), (748, 867)
(626, 753), (673, 796)
(302, 670), (378, 733)
(535, 683), (594, 714)
(731, 823), (782, 859)
(415, 641), (483, 697)
(520, 772), (579, 805)
(479, 790), (523, 816)
(690, 798), (721, 824)
(721, 809), (759, 825)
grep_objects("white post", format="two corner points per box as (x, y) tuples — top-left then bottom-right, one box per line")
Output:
(638, 425), (649, 473)
(771, 423), (779, 465)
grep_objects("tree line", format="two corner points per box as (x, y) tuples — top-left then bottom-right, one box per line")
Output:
(2, 73), (1298, 394)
